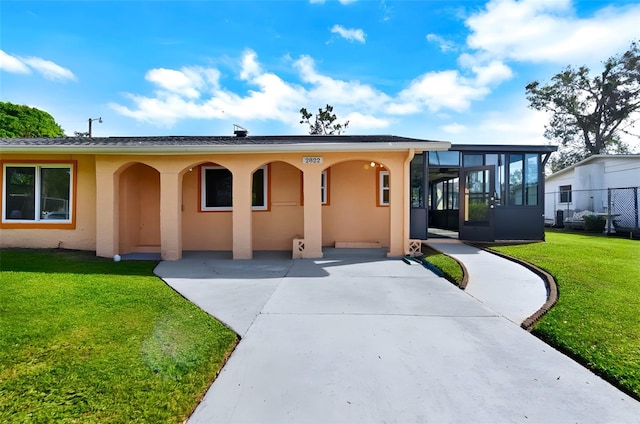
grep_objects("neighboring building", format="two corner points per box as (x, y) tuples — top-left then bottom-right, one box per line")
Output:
(545, 154), (640, 229)
(0, 135), (556, 260)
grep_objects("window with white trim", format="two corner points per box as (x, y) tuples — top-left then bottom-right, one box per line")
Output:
(2, 163), (73, 223)
(379, 170), (390, 206)
(559, 185), (572, 203)
(200, 165), (268, 211)
(321, 169), (328, 204)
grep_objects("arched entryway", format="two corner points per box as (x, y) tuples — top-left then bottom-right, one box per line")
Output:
(321, 159), (391, 249)
(180, 162), (233, 252)
(118, 163), (161, 255)
(251, 161), (304, 252)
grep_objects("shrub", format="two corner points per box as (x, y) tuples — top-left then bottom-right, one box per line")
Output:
(583, 214), (606, 232)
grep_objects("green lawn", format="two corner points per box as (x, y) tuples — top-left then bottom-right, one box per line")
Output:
(489, 231), (640, 398)
(422, 247), (465, 286)
(0, 249), (238, 423)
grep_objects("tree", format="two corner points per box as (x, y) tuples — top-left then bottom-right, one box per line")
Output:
(0, 101), (65, 138)
(299, 104), (349, 135)
(526, 41), (640, 171)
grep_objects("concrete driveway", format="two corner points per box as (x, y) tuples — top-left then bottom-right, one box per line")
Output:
(155, 249), (640, 423)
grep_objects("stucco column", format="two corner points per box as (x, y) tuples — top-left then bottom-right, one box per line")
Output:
(387, 155), (411, 257)
(232, 167), (253, 259)
(160, 172), (182, 260)
(302, 168), (323, 258)
(95, 158), (118, 258)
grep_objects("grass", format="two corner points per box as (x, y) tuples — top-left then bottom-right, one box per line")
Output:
(422, 247), (464, 286)
(0, 249), (238, 423)
(489, 231), (640, 398)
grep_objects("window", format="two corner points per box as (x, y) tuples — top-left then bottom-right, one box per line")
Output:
(320, 169), (329, 205)
(463, 154), (484, 167)
(200, 165), (268, 211)
(428, 151), (460, 166)
(2, 162), (74, 226)
(485, 154), (504, 206)
(525, 154), (538, 205)
(559, 185), (572, 203)
(508, 154), (524, 205)
(378, 170), (390, 206)
(410, 155), (424, 208)
(432, 178), (459, 211)
(252, 166), (267, 210)
(508, 153), (538, 206)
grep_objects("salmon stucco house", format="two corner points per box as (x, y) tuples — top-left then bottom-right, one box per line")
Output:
(0, 135), (555, 260)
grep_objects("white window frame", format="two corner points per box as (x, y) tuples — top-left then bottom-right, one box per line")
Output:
(252, 165), (269, 211)
(200, 165), (268, 211)
(321, 169), (328, 205)
(379, 170), (390, 206)
(2, 163), (74, 224)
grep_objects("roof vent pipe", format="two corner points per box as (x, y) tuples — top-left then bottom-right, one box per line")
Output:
(233, 124), (248, 137)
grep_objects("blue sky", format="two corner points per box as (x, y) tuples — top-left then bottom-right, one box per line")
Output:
(1, 0), (639, 147)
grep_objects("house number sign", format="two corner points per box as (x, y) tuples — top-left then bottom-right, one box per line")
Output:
(302, 156), (323, 164)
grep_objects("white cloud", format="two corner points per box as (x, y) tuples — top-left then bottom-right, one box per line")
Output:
(0, 50), (30, 74)
(111, 47), (516, 131)
(426, 34), (456, 52)
(239, 49), (262, 80)
(344, 112), (390, 131)
(339, 0), (357, 4)
(330, 25), (366, 43)
(20, 57), (76, 81)
(112, 50), (309, 126)
(471, 60), (513, 87)
(112, 51), (396, 128)
(434, 105), (550, 145)
(465, 0), (640, 65)
(417, 71), (488, 111)
(145, 67), (217, 99)
(385, 57), (513, 118)
(441, 123), (466, 134)
(293, 55), (390, 111)
(0, 50), (75, 81)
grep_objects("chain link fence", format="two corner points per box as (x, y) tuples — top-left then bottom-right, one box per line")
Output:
(544, 186), (640, 237)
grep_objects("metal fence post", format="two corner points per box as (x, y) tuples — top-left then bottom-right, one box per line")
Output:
(635, 187), (639, 229)
(607, 188), (612, 234)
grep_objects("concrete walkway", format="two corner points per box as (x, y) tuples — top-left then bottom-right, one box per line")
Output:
(155, 248), (640, 423)
(425, 239), (548, 325)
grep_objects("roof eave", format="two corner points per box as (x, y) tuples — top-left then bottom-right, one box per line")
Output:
(0, 141), (451, 155)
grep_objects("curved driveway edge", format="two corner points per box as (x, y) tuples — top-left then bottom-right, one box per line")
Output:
(156, 250), (640, 423)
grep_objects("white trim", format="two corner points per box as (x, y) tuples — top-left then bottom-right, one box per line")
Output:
(2, 163), (73, 224)
(321, 170), (328, 205)
(379, 170), (390, 206)
(252, 166), (268, 211)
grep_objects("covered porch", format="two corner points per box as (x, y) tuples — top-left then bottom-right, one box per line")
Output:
(96, 149), (444, 261)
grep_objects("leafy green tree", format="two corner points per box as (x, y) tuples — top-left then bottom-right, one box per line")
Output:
(0, 101), (65, 138)
(526, 41), (640, 171)
(300, 104), (349, 135)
